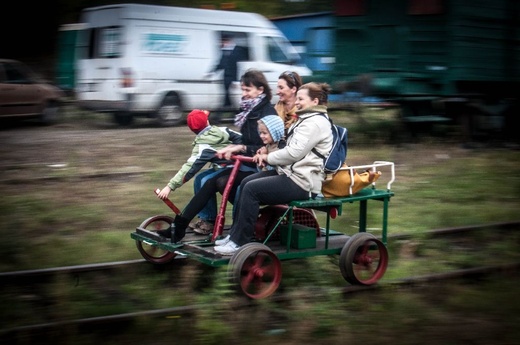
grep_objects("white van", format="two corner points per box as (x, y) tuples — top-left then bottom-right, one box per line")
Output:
(75, 3), (312, 126)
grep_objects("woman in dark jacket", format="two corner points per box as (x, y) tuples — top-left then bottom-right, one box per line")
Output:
(157, 69), (275, 242)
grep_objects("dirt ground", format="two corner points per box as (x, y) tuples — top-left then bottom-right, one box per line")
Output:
(1, 108), (517, 208)
(0, 115), (195, 180)
(0, 106), (455, 182)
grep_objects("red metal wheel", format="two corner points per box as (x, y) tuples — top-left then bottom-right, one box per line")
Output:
(136, 215), (177, 264)
(227, 243), (271, 286)
(339, 232), (389, 285)
(228, 243), (282, 299)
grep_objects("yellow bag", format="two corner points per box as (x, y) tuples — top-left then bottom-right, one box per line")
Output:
(322, 163), (382, 198)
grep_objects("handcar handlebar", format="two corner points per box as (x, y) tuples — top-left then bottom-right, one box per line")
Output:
(154, 155), (254, 217)
(154, 188), (181, 215)
(229, 154), (254, 163)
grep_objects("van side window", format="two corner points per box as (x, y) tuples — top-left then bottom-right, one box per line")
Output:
(219, 31), (250, 61)
(76, 28), (91, 59)
(99, 27), (121, 58)
(78, 26), (122, 59)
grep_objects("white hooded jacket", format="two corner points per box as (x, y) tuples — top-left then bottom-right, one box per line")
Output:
(266, 105), (333, 195)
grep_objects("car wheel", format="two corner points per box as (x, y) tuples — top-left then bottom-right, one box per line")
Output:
(40, 101), (60, 125)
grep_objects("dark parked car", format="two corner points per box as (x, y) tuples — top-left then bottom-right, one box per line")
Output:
(0, 59), (64, 124)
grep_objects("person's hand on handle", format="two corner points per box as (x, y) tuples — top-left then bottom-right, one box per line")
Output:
(156, 186), (172, 200)
(216, 144), (244, 160)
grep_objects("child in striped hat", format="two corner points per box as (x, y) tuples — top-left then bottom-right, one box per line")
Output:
(255, 115), (285, 171)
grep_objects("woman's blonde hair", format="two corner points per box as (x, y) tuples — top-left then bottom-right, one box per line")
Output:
(298, 82), (331, 105)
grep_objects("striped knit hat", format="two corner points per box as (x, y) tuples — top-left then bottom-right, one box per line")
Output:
(259, 115), (285, 143)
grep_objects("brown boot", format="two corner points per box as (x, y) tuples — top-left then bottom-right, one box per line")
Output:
(192, 219), (215, 235)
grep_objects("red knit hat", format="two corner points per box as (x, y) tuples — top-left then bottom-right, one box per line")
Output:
(187, 109), (209, 133)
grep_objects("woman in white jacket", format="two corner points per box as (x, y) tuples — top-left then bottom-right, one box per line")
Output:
(215, 82), (333, 255)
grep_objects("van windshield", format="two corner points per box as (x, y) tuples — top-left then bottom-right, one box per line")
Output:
(266, 36), (303, 66)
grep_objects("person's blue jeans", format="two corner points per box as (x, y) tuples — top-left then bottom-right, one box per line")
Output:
(193, 168), (221, 222)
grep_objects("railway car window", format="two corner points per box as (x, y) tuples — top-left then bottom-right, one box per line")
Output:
(408, 0), (444, 15)
(374, 26), (400, 71)
(307, 28), (335, 72)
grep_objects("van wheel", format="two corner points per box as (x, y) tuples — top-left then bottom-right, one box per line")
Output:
(156, 93), (183, 127)
(113, 112), (134, 126)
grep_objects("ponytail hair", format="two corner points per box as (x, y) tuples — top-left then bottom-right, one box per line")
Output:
(299, 82), (331, 105)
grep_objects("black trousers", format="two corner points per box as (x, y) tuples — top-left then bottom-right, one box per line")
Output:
(181, 168), (254, 221)
(228, 170), (311, 246)
(223, 78), (232, 107)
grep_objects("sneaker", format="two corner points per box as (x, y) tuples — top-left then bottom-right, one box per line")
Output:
(214, 240), (240, 256)
(214, 234), (230, 246)
(192, 219), (215, 235)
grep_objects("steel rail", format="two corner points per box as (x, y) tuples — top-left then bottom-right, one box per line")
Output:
(1, 220), (518, 281)
(387, 220), (520, 241)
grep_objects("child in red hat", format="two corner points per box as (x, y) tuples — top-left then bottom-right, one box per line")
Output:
(156, 109), (242, 236)
(186, 109), (210, 134)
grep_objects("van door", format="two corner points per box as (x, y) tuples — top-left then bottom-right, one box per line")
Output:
(210, 31), (251, 109)
(76, 25), (125, 104)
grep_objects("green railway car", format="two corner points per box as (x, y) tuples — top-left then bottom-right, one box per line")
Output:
(333, 0), (519, 96)
(329, 0), (519, 140)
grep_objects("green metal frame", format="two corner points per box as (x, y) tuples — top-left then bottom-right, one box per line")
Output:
(288, 188), (394, 246)
(130, 231), (231, 267)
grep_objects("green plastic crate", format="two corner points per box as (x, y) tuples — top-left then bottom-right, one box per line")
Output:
(279, 223), (316, 249)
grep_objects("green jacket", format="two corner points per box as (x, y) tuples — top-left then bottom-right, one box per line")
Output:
(167, 126), (242, 191)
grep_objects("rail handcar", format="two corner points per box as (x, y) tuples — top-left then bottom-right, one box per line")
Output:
(131, 156), (395, 299)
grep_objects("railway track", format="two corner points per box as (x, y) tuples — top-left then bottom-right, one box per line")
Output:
(1, 262), (518, 337)
(2, 221), (517, 282)
(1, 221), (518, 338)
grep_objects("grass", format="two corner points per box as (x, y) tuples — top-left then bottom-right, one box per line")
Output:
(1, 107), (519, 270)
